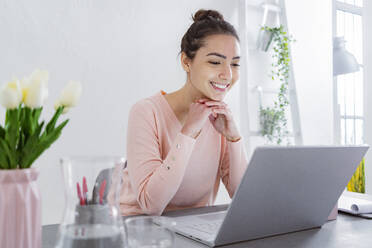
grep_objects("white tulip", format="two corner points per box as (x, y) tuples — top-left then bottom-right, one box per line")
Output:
(22, 69), (49, 108)
(55, 81), (82, 110)
(54, 100), (70, 114)
(0, 80), (23, 109)
(29, 69), (49, 84)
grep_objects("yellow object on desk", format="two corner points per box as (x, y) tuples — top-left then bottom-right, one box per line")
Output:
(347, 158), (365, 193)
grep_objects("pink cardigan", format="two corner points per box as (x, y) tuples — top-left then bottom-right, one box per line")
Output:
(118, 91), (248, 216)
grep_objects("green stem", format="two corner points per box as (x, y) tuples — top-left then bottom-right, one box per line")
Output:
(259, 25), (294, 145)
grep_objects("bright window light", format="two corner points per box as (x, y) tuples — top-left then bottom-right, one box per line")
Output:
(335, 1), (363, 145)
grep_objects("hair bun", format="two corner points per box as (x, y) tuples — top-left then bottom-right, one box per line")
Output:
(193, 9), (224, 22)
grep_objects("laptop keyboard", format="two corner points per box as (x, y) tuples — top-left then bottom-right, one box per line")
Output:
(186, 220), (223, 235)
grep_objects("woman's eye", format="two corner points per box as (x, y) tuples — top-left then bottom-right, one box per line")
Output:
(208, 61), (220, 65)
(231, 63), (240, 67)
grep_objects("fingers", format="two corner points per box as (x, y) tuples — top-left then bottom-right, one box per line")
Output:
(205, 101), (226, 107)
(211, 107), (233, 120)
(209, 114), (216, 122)
(196, 98), (209, 103)
(190, 101), (214, 116)
(190, 100), (230, 119)
(197, 99), (227, 107)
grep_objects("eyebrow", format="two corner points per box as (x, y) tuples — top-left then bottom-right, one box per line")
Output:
(206, 52), (240, 60)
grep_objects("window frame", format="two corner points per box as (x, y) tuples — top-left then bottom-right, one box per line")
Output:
(333, 0), (364, 146)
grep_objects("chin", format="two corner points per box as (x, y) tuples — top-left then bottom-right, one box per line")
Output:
(200, 87), (227, 101)
(207, 94), (225, 102)
(204, 86), (229, 101)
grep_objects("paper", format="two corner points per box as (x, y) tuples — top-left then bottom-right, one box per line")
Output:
(338, 195), (372, 214)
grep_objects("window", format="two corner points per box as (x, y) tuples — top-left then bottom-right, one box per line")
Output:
(334, 0), (366, 193)
(334, 0), (363, 145)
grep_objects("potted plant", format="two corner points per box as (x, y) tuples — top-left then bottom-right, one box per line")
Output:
(256, 27), (274, 52)
(0, 69), (82, 248)
(259, 25), (294, 145)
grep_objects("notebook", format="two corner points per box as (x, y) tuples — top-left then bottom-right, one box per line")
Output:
(338, 191), (372, 219)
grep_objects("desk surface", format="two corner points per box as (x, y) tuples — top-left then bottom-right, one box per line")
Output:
(43, 203), (372, 248)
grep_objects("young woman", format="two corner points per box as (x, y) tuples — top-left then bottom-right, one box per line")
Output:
(118, 9), (248, 216)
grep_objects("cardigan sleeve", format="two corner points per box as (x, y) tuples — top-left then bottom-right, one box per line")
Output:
(126, 100), (196, 215)
(219, 137), (248, 198)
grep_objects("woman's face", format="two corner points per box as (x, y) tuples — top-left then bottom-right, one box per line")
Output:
(184, 34), (240, 101)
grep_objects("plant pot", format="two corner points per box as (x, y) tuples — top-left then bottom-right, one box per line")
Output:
(0, 168), (41, 248)
(257, 28), (274, 52)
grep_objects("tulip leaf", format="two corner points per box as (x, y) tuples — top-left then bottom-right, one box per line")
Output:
(21, 119), (68, 168)
(31, 107), (42, 134)
(46, 106), (64, 135)
(18, 130), (25, 154)
(0, 138), (15, 168)
(4, 108), (20, 168)
(19, 121), (44, 168)
(22, 107), (33, 137)
(0, 125), (5, 139)
(33, 108), (42, 123)
(0, 137), (10, 169)
(5, 108), (20, 149)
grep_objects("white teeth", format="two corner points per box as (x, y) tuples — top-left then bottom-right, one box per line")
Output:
(211, 81), (228, 89)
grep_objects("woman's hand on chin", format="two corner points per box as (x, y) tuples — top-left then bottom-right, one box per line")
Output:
(198, 99), (241, 142)
(180, 100), (213, 139)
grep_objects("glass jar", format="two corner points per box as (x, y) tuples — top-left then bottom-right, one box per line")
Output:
(55, 156), (126, 248)
(124, 216), (176, 248)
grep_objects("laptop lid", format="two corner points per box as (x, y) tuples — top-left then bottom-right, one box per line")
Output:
(214, 145), (368, 246)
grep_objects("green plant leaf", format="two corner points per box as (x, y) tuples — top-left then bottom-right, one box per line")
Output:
(32, 108), (42, 123)
(0, 137), (10, 169)
(4, 108), (20, 168)
(0, 138), (16, 168)
(22, 107), (34, 137)
(45, 106), (64, 135)
(19, 121), (45, 168)
(22, 119), (69, 168)
(5, 108), (20, 148)
(259, 25), (293, 145)
(0, 125), (5, 139)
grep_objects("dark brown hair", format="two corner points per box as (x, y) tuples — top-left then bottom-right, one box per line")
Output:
(180, 9), (240, 60)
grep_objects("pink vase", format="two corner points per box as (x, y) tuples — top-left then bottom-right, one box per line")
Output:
(0, 168), (41, 248)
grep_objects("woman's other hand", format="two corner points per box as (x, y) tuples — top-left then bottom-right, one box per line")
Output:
(200, 99), (241, 142)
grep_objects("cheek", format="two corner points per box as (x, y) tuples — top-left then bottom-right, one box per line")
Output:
(231, 69), (240, 84)
(194, 68), (214, 84)
(190, 64), (208, 80)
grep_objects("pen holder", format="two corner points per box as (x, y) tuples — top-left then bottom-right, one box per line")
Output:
(55, 156), (126, 248)
(74, 204), (113, 225)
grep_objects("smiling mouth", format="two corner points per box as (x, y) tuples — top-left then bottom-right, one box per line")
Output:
(209, 81), (230, 92)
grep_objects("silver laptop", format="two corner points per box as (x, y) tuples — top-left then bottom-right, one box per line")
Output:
(168, 146), (369, 247)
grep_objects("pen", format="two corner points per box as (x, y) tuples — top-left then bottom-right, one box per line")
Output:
(83, 177), (88, 205)
(76, 182), (84, 205)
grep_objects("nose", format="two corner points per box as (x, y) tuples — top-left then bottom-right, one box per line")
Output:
(218, 64), (232, 82)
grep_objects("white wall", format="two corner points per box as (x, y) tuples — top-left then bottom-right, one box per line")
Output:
(285, 0), (334, 145)
(0, 0), (334, 225)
